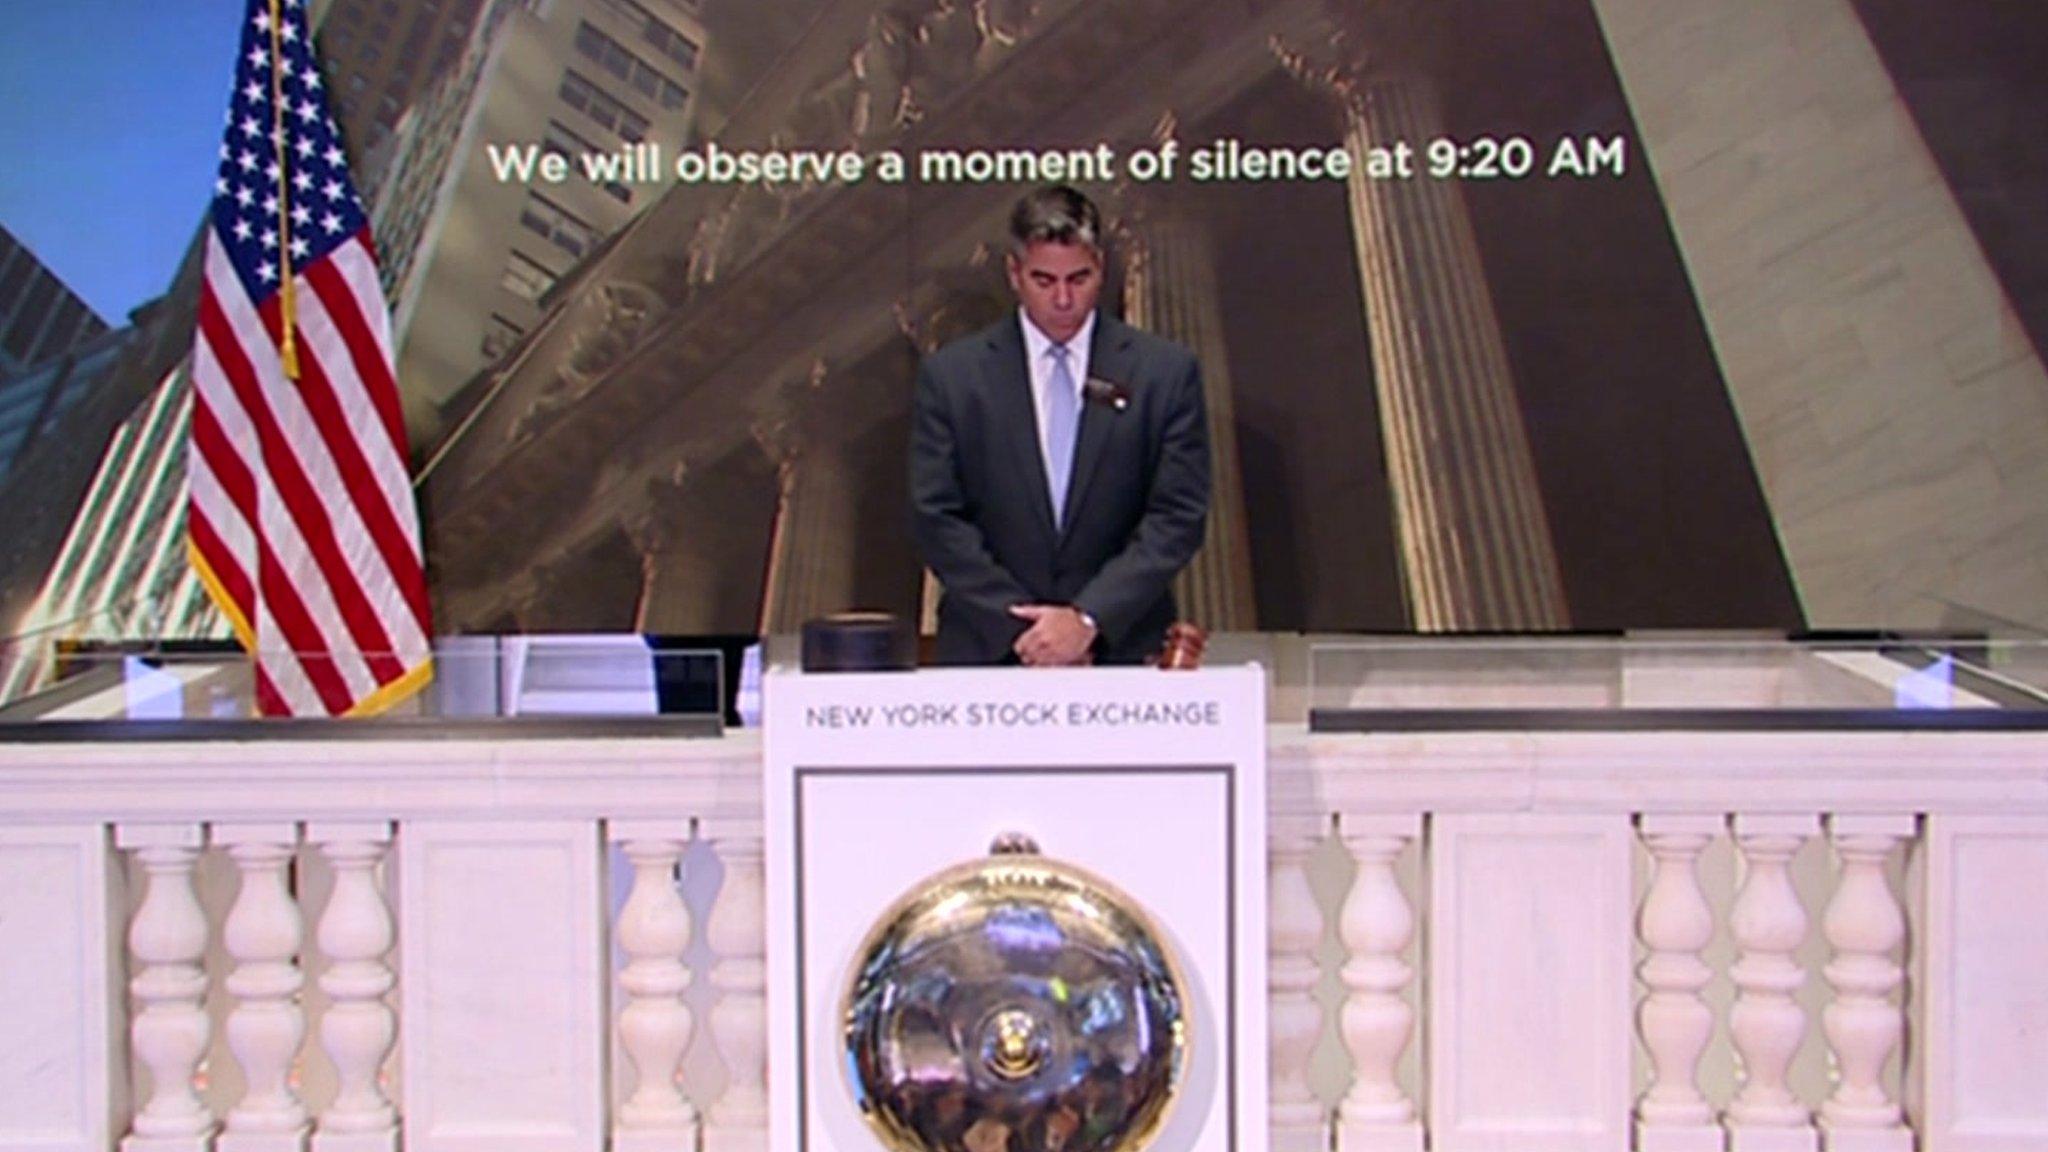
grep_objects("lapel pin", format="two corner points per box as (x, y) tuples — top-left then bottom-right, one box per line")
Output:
(1083, 377), (1130, 412)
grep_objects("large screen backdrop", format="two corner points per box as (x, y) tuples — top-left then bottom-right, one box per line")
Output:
(384, 0), (2048, 637)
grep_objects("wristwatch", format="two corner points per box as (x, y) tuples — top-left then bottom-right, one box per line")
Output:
(1074, 607), (1099, 633)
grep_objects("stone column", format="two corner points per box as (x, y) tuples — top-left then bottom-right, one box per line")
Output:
(753, 361), (883, 636)
(629, 446), (779, 636)
(494, 543), (636, 634)
(1321, 63), (1571, 630)
(629, 475), (727, 637)
(902, 283), (1013, 646)
(1124, 206), (1258, 630)
(1588, 0), (2048, 630)
(757, 440), (861, 634)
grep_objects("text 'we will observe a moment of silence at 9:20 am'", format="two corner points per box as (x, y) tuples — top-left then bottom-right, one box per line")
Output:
(486, 134), (1630, 189)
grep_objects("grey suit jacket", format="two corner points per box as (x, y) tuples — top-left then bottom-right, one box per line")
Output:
(910, 313), (1211, 665)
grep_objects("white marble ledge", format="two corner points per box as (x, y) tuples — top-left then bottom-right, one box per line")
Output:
(0, 730), (764, 826)
(3, 725), (2044, 827)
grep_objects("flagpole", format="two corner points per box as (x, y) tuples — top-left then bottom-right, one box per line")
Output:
(265, 0), (301, 380)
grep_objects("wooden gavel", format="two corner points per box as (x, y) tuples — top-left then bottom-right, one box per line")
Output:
(1155, 622), (1207, 670)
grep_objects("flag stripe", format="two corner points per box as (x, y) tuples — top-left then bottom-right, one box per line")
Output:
(198, 285), (387, 703)
(253, 289), (424, 665)
(204, 241), (395, 661)
(199, 282), (405, 688)
(254, 665), (288, 717)
(187, 510), (254, 643)
(195, 305), (377, 709)
(192, 294), (263, 655)
(303, 246), (414, 520)
(314, 238), (411, 463)
(255, 589), (343, 715)
(295, 255), (432, 636)
(191, 390), (259, 535)
(255, 537), (358, 715)
(188, 387), (258, 611)
(228, 246), (429, 674)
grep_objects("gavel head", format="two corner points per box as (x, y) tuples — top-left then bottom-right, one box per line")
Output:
(1156, 622), (1207, 670)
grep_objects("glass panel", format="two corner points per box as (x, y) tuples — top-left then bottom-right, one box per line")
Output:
(7, 581), (2042, 733)
(0, 630), (752, 731)
(1306, 633), (2048, 722)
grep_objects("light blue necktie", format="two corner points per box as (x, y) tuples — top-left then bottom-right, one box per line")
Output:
(1044, 343), (1080, 528)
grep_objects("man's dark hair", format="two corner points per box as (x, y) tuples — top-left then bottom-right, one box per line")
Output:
(1008, 184), (1102, 257)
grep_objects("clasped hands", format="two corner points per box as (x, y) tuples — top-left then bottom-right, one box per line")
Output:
(1009, 603), (1097, 666)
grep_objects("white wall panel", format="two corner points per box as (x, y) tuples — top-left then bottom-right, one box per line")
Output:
(399, 820), (604, 1152)
(0, 824), (122, 1152)
(1430, 814), (1634, 1152)
(1921, 817), (2048, 1152)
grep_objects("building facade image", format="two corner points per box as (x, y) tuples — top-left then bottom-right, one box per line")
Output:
(0, 224), (110, 383)
(371, 0), (708, 446)
(5, 0), (2048, 704)
(2, 5), (2047, 1147)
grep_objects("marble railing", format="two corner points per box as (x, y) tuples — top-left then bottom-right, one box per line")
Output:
(3, 722), (2044, 1152)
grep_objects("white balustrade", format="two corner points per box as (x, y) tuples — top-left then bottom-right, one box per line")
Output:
(307, 822), (397, 1152)
(1336, 813), (1422, 1152)
(609, 820), (698, 1152)
(1269, 815), (1328, 1152)
(216, 822), (309, 1152)
(704, 823), (766, 1152)
(1818, 814), (1912, 1152)
(1633, 815), (1720, 1152)
(118, 822), (217, 1152)
(1728, 814), (1820, 1152)
(10, 725), (2048, 1152)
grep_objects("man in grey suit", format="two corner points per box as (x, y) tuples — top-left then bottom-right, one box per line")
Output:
(911, 184), (1211, 666)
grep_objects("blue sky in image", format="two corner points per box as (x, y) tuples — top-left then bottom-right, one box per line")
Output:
(0, 2), (244, 322)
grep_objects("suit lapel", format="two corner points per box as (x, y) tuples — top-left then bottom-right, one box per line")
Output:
(1060, 317), (1135, 539)
(985, 318), (1060, 541)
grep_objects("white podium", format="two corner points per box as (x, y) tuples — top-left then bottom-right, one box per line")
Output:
(762, 665), (1270, 1152)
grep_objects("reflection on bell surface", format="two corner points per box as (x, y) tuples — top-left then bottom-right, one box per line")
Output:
(841, 834), (1189, 1152)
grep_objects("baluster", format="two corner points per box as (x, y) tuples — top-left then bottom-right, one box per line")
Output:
(1337, 813), (1423, 1152)
(118, 823), (217, 1152)
(1818, 815), (1913, 1152)
(610, 821), (697, 1151)
(1270, 815), (1327, 1152)
(1635, 815), (1720, 1152)
(1729, 814), (1819, 1152)
(308, 823), (397, 1152)
(217, 822), (309, 1152)
(704, 823), (765, 1152)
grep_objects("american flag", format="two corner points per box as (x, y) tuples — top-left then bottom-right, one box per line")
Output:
(188, 0), (433, 716)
